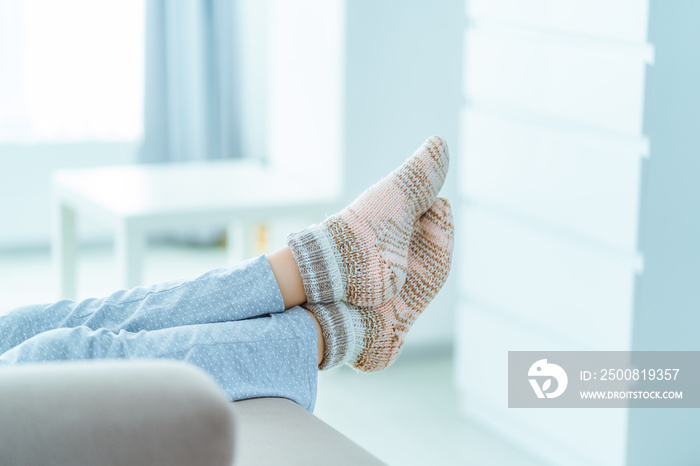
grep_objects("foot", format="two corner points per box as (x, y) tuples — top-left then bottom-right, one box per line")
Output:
(304, 198), (454, 371)
(287, 136), (449, 307)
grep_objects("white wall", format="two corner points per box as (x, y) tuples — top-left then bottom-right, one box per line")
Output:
(252, 0), (464, 348)
(267, 0), (344, 185)
(344, 0), (464, 346)
(0, 1), (462, 349)
(0, 142), (138, 248)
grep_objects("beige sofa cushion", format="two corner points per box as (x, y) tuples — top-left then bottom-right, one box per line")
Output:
(0, 360), (385, 466)
(0, 360), (234, 466)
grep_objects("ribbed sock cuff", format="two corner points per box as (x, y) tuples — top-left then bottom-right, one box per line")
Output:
(304, 302), (363, 370)
(286, 224), (345, 304)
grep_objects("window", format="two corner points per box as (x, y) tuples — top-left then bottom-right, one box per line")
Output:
(0, 0), (144, 142)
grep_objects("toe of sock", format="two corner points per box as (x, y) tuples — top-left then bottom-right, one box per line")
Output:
(424, 135), (450, 174)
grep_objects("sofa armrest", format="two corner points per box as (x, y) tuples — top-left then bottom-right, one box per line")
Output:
(233, 397), (386, 466)
(0, 360), (234, 466)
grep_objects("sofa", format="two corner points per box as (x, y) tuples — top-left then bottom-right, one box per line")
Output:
(0, 360), (385, 465)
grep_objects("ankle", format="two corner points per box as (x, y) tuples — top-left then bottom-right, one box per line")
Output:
(266, 247), (307, 309)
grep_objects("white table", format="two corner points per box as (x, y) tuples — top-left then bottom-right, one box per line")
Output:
(51, 160), (339, 299)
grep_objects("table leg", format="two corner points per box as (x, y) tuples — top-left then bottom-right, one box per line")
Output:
(52, 202), (78, 300)
(115, 220), (145, 289)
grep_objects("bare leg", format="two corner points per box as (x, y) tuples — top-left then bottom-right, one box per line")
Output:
(266, 247), (307, 309)
(267, 247), (325, 366)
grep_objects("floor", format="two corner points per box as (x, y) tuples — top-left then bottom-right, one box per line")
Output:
(0, 243), (545, 466)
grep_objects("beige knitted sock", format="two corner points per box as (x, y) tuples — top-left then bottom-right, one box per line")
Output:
(287, 136), (449, 307)
(304, 198), (454, 372)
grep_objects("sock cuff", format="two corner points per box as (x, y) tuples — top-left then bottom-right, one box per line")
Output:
(286, 224), (345, 304)
(304, 301), (362, 370)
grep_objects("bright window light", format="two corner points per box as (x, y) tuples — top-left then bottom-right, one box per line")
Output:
(0, 0), (144, 142)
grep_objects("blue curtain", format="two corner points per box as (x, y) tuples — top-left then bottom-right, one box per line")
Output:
(142, 0), (241, 163)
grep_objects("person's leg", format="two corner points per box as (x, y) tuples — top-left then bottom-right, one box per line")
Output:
(266, 247), (306, 309)
(0, 198), (452, 413)
(268, 247), (326, 363)
(0, 307), (320, 411)
(0, 136), (445, 353)
(0, 136), (447, 368)
(0, 254), (298, 355)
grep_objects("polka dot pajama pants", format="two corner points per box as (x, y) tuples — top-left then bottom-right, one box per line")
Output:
(0, 256), (319, 411)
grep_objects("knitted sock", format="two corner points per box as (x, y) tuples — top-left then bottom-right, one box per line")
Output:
(304, 198), (454, 372)
(287, 136), (449, 307)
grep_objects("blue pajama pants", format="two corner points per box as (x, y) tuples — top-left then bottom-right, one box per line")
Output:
(0, 256), (319, 411)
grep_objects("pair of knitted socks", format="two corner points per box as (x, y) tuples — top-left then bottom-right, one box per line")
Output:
(286, 136), (454, 372)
